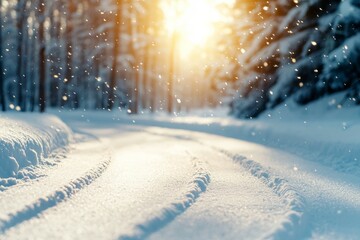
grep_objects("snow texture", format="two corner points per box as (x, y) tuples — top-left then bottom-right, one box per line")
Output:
(0, 114), (72, 180)
(128, 97), (360, 176)
(0, 109), (359, 239)
(0, 160), (110, 234)
(120, 159), (210, 240)
(222, 152), (309, 239)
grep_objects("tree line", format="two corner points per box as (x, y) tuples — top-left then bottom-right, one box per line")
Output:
(2, 0), (357, 117)
(0, 0), (171, 113)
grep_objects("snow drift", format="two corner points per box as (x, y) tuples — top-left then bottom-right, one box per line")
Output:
(163, 113), (360, 176)
(0, 114), (72, 179)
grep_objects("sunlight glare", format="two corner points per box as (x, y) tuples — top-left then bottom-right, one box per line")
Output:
(163, 0), (234, 48)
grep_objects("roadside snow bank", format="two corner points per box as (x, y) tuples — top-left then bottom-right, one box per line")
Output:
(166, 104), (360, 176)
(159, 116), (360, 176)
(0, 114), (72, 179)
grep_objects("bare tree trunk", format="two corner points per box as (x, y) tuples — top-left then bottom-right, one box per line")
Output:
(62, 0), (75, 108)
(21, 14), (29, 112)
(141, 1), (156, 111)
(49, 4), (62, 108)
(167, 33), (176, 114)
(16, 0), (27, 111)
(0, 0), (6, 111)
(29, 18), (36, 112)
(149, 52), (158, 113)
(129, 4), (139, 114)
(149, 4), (162, 113)
(38, 0), (46, 112)
(76, 1), (88, 109)
(89, 4), (100, 110)
(108, 0), (123, 110)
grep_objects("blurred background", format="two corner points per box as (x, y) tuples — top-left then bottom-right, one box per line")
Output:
(0, 0), (359, 118)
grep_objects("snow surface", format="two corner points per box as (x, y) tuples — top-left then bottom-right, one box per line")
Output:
(90, 95), (360, 177)
(0, 114), (72, 183)
(1, 99), (360, 239)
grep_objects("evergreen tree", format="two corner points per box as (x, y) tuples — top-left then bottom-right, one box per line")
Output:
(231, 0), (360, 118)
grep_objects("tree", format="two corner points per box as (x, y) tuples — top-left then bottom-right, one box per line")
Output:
(143, 0), (161, 113)
(108, 0), (123, 110)
(0, 0), (6, 111)
(230, 0), (360, 118)
(61, 0), (76, 108)
(16, 0), (27, 111)
(38, 0), (46, 112)
(167, 30), (176, 114)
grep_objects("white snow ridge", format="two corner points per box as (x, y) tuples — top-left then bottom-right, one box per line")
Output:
(228, 153), (309, 240)
(0, 114), (72, 185)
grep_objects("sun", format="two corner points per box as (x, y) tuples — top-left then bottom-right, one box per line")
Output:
(162, 0), (233, 48)
(176, 0), (218, 45)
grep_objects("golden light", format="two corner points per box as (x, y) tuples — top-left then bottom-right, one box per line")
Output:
(162, 0), (234, 54)
(175, 0), (217, 45)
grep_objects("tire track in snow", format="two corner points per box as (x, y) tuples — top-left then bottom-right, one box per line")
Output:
(127, 128), (310, 238)
(219, 150), (311, 240)
(118, 159), (211, 240)
(0, 158), (111, 234)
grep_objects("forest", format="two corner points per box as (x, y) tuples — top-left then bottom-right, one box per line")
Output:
(0, 0), (359, 118)
(1, 1), (360, 239)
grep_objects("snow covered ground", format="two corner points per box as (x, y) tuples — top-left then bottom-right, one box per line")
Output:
(0, 114), (72, 187)
(1, 97), (360, 239)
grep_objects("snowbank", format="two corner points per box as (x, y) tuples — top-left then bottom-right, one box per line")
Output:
(0, 114), (72, 179)
(157, 98), (360, 176)
(154, 118), (358, 175)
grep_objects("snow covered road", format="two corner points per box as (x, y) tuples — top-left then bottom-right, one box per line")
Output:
(1, 115), (360, 239)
